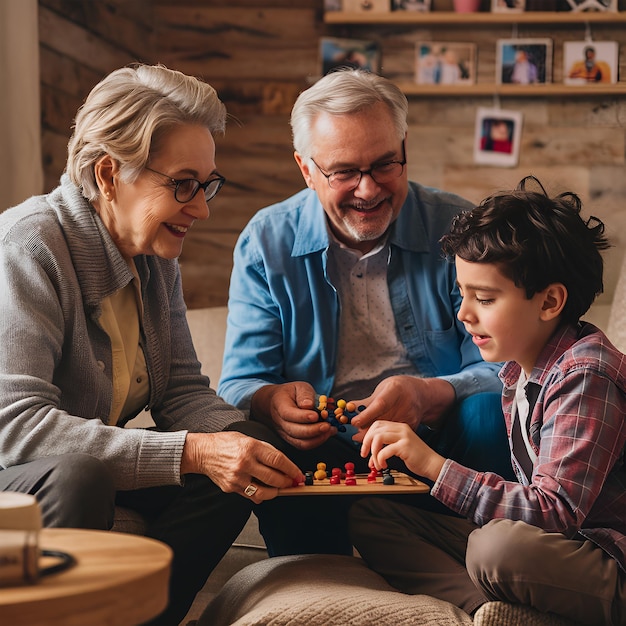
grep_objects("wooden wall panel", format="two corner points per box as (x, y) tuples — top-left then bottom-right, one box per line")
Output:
(38, 0), (626, 309)
(40, 0), (153, 61)
(39, 0), (154, 219)
(39, 6), (136, 73)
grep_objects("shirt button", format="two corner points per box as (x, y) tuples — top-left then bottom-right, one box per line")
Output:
(97, 361), (105, 370)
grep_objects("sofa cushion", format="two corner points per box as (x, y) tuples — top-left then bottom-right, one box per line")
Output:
(473, 601), (580, 626)
(186, 305), (228, 387)
(112, 505), (147, 535)
(197, 554), (473, 626)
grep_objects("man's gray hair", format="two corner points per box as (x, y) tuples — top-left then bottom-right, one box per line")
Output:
(290, 69), (408, 159)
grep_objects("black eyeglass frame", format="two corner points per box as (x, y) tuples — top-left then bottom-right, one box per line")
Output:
(144, 166), (226, 203)
(310, 140), (407, 191)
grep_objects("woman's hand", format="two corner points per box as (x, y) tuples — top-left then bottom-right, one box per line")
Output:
(181, 431), (303, 503)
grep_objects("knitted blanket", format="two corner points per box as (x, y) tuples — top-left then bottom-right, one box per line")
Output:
(198, 554), (472, 626)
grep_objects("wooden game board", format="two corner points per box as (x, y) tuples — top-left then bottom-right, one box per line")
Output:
(278, 470), (430, 496)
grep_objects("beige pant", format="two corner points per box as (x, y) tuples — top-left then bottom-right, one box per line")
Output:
(349, 498), (626, 625)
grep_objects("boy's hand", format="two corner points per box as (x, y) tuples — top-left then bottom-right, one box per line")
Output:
(361, 420), (446, 482)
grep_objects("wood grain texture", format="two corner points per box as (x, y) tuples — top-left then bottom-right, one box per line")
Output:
(0, 528), (171, 626)
(37, 0), (626, 309)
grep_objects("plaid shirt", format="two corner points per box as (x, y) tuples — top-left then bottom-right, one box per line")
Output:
(433, 322), (626, 572)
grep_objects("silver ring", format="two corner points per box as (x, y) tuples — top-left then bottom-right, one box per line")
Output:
(244, 483), (258, 497)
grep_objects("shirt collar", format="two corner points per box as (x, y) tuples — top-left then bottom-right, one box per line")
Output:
(499, 323), (581, 389)
(291, 183), (428, 258)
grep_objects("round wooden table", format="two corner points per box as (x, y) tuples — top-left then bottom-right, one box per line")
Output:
(0, 528), (172, 626)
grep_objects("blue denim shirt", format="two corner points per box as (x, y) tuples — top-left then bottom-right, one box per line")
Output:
(219, 182), (502, 410)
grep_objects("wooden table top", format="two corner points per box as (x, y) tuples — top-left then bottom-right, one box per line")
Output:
(0, 528), (172, 626)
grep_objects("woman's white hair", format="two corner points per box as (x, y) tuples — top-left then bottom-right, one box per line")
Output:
(290, 69), (408, 159)
(66, 64), (226, 201)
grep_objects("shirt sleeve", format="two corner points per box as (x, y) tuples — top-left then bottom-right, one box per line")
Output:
(432, 367), (626, 536)
(218, 226), (287, 409)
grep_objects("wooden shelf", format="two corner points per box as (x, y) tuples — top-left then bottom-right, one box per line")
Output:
(324, 10), (626, 25)
(326, 9), (626, 98)
(397, 82), (626, 96)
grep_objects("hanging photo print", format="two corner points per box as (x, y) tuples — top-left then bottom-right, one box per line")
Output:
(474, 107), (523, 167)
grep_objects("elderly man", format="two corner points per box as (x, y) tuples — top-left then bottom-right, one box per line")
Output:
(220, 69), (513, 556)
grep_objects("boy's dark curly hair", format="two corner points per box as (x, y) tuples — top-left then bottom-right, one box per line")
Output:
(440, 176), (610, 324)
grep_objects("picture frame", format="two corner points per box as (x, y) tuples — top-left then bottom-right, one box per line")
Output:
(324, 0), (343, 10)
(474, 107), (523, 167)
(491, 0), (525, 12)
(343, 0), (390, 11)
(564, 41), (618, 85)
(496, 38), (552, 85)
(415, 42), (476, 85)
(562, 0), (617, 11)
(319, 37), (381, 77)
(392, 0), (431, 10)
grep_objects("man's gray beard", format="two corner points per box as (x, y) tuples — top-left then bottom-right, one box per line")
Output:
(341, 216), (390, 245)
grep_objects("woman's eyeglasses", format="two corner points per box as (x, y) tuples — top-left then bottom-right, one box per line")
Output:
(145, 167), (226, 203)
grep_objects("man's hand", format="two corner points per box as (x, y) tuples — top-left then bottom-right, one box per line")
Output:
(181, 431), (304, 503)
(350, 375), (456, 438)
(249, 382), (336, 450)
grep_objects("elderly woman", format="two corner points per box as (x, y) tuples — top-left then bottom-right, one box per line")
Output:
(0, 64), (301, 625)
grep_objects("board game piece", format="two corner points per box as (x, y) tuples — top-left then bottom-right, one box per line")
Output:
(314, 394), (362, 432)
(279, 469), (429, 496)
(314, 462), (328, 481)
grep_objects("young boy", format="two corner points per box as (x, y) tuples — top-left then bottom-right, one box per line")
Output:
(349, 176), (626, 625)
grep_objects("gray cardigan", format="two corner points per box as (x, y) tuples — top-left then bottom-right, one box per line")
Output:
(0, 175), (244, 490)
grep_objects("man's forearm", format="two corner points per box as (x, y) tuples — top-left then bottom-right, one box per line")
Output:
(419, 377), (457, 429)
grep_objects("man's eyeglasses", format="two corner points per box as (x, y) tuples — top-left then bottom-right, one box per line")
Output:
(145, 167), (226, 203)
(310, 142), (406, 191)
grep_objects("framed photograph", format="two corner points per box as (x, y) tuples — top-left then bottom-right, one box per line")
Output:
(491, 0), (525, 12)
(474, 107), (523, 167)
(324, 0), (343, 10)
(415, 42), (476, 85)
(562, 0), (617, 11)
(319, 37), (381, 76)
(343, 0), (390, 11)
(564, 41), (618, 84)
(496, 38), (552, 85)
(392, 0), (431, 10)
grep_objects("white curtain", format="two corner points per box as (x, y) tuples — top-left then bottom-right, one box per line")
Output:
(0, 0), (42, 212)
